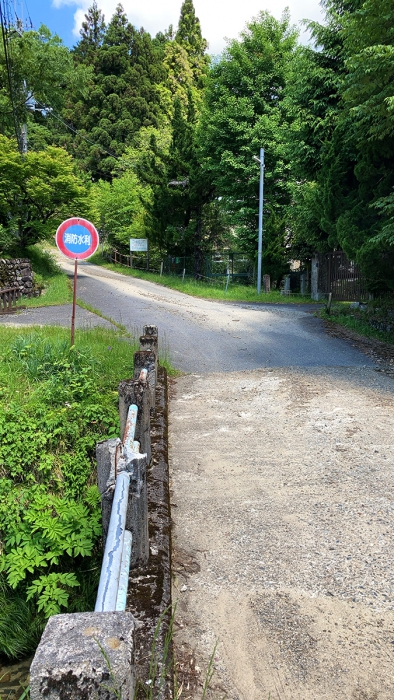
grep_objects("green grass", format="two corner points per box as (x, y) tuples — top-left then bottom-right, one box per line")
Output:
(14, 245), (72, 308)
(76, 298), (131, 334)
(88, 253), (317, 305)
(0, 324), (139, 660)
(0, 324), (138, 398)
(320, 306), (394, 345)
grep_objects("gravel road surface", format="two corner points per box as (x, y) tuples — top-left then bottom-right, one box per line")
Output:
(171, 367), (394, 700)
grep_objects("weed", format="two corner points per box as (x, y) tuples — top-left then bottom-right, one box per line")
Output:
(135, 604), (174, 700)
(201, 642), (217, 700)
(319, 305), (394, 345)
(76, 298), (132, 335)
(95, 638), (123, 699)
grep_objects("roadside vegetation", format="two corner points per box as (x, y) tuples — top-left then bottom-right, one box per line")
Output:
(320, 300), (394, 346)
(15, 246), (71, 308)
(0, 325), (138, 660)
(88, 253), (316, 305)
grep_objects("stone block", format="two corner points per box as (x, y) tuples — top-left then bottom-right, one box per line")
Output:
(30, 611), (136, 700)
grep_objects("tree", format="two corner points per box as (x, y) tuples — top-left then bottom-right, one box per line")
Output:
(92, 171), (152, 247)
(175, 0), (209, 87)
(338, 0), (394, 285)
(0, 135), (91, 249)
(65, 4), (166, 179)
(0, 25), (90, 150)
(73, 1), (106, 64)
(199, 11), (298, 282)
(316, 0), (394, 290)
(116, 0), (211, 272)
(286, 0), (394, 291)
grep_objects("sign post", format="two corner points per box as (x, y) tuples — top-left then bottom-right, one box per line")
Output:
(55, 217), (99, 345)
(130, 239), (148, 271)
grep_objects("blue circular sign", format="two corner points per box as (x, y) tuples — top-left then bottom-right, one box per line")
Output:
(55, 218), (99, 260)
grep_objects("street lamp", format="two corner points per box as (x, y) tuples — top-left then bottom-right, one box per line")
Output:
(253, 148), (265, 294)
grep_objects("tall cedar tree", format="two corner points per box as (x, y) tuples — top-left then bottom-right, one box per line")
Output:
(73, 1), (106, 64)
(129, 0), (212, 273)
(175, 0), (209, 87)
(164, 0), (212, 273)
(64, 4), (166, 179)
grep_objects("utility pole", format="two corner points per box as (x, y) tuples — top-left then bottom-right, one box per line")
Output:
(21, 122), (27, 153)
(253, 148), (265, 295)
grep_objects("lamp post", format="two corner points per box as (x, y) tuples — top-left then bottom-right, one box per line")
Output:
(253, 148), (265, 294)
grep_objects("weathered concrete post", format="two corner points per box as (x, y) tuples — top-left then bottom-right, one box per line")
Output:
(128, 452), (149, 568)
(30, 611), (136, 700)
(263, 274), (271, 293)
(311, 253), (325, 301)
(138, 324), (158, 410)
(119, 374), (151, 463)
(300, 270), (308, 295)
(134, 350), (156, 413)
(96, 437), (120, 543)
(118, 373), (151, 568)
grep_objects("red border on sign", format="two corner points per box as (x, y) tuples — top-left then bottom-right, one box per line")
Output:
(55, 217), (99, 260)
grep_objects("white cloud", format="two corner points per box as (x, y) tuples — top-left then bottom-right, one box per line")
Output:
(58, 0), (324, 54)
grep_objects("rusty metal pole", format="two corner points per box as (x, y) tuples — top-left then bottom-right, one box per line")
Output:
(71, 258), (78, 346)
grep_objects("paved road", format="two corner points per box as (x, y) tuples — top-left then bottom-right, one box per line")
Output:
(51, 259), (374, 373)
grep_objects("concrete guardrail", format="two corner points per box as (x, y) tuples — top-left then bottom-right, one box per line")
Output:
(30, 326), (161, 700)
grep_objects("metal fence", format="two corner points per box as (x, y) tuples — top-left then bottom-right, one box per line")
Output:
(317, 251), (368, 301)
(107, 249), (254, 284)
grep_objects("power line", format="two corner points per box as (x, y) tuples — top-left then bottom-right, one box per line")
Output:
(0, 0), (21, 149)
(0, 0), (119, 162)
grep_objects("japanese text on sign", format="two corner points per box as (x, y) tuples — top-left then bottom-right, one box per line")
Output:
(130, 238), (148, 252)
(64, 233), (91, 246)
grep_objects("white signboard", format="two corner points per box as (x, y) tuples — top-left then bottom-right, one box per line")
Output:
(130, 238), (148, 252)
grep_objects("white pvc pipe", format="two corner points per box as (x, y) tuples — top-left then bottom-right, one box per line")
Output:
(116, 530), (133, 611)
(95, 471), (130, 612)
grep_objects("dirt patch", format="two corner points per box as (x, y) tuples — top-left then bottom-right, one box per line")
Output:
(170, 366), (394, 699)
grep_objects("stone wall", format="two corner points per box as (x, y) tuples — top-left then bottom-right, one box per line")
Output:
(0, 258), (35, 295)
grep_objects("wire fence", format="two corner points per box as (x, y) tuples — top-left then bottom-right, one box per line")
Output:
(106, 249), (255, 288)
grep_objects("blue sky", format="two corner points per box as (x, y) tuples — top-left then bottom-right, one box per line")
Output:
(23, 0), (76, 47)
(22, 0), (324, 54)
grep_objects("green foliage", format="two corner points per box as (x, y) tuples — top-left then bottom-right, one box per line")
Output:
(93, 172), (152, 247)
(287, 0), (394, 292)
(0, 326), (137, 657)
(0, 24), (91, 146)
(65, 3), (167, 180)
(199, 11), (298, 280)
(0, 136), (92, 249)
